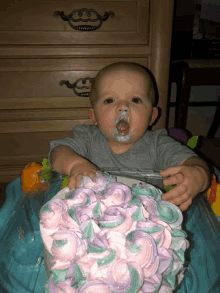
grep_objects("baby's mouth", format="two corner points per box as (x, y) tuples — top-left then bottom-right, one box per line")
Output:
(116, 119), (130, 135)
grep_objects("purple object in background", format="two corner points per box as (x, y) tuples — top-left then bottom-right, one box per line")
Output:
(168, 128), (192, 145)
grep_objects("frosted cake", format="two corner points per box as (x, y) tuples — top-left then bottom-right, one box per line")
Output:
(40, 173), (189, 293)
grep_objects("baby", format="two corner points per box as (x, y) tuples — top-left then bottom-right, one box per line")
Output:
(49, 62), (211, 211)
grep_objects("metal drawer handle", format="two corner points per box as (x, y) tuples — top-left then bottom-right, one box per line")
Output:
(59, 77), (95, 97)
(54, 8), (115, 31)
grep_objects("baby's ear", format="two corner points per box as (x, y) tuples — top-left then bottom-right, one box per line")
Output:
(149, 107), (159, 125)
(88, 108), (98, 125)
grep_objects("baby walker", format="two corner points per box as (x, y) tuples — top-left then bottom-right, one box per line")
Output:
(0, 132), (220, 293)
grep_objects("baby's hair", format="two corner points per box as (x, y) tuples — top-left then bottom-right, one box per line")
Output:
(89, 62), (158, 108)
(138, 64), (158, 107)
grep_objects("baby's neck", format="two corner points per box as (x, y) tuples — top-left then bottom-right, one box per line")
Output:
(108, 141), (134, 154)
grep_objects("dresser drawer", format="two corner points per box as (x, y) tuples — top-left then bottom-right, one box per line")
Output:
(0, 0), (149, 46)
(0, 57), (148, 182)
(0, 57), (148, 131)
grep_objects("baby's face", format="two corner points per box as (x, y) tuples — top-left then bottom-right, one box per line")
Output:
(90, 68), (158, 153)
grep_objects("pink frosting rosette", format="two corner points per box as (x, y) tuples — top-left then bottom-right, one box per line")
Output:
(137, 196), (158, 216)
(125, 230), (157, 269)
(65, 188), (97, 207)
(77, 280), (110, 293)
(59, 212), (80, 231)
(142, 274), (162, 293)
(142, 247), (174, 292)
(136, 217), (164, 231)
(157, 248), (173, 275)
(46, 279), (77, 293)
(65, 192), (102, 226)
(156, 201), (183, 229)
(73, 205), (96, 225)
(50, 230), (86, 270)
(107, 260), (143, 293)
(40, 199), (68, 232)
(170, 229), (189, 251)
(143, 255), (160, 279)
(101, 183), (132, 208)
(106, 231), (127, 260)
(99, 206), (133, 234)
(131, 182), (163, 202)
(88, 230), (109, 250)
(77, 254), (97, 280)
(150, 224), (172, 250)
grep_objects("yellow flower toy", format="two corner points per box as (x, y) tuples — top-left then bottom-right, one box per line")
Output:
(206, 175), (220, 216)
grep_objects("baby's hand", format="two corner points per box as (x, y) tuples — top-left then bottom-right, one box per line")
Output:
(160, 165), (205, 211)
(68, 161), (100, 190)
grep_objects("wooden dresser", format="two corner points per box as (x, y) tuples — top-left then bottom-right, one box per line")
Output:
(0, 0), (174, 183)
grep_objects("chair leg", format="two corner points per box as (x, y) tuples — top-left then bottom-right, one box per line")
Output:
(206, 95), (220, 139)
(174, 62), (191, 130)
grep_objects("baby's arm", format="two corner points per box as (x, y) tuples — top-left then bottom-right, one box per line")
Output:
(50, 145), (100, 189)
(160, 156), (211, 211)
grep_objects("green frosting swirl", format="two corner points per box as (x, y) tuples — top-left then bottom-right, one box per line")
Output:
(131, 185), (161, 201)
(99, 217), (125, 228)
(110, 264), (140, 293)
(129, 197), (141, 207)
(55, 239), (67, 248)
(172, 229), (187, 238)
(82, 220), (94, 240)
(68, 206), (79, 225)
(88, 245), (107, 254)
(126, 243), (141, 254)
(93, 201), (101, 219)
(174, 248), (185, 263)
(143, 227), (164, 234)
(157, 201), (180, 225)
(126, 230), (148, 241)
(97, 249), (116, 267)
(126, 265), (140, 293)
(163, 272), (176, 290)
(51, 268), (68, 284)
(132, 206), (146, 222)
(72, 262), (87, 288)
(84, 197), (90, 206)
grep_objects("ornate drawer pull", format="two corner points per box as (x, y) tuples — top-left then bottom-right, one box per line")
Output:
(59, 77), (95, 97)
(54, 8), (115, 31)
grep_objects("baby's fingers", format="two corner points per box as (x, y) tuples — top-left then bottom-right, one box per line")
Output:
(68, 175), (78, 190)
(179, 198), (192, 211)
(162, 185), (192, 210)
(68, 173), (85, 189)
(68, 170), (101, 190)
(163, 172), (184, 186)
(74, 173), (86, 189)
(87, 170), (99, 181)
(162, 184), (187, 202)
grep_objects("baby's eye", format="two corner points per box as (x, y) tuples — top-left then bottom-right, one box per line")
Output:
(104, 98), (114, 104)
(132, 97), (142, 103)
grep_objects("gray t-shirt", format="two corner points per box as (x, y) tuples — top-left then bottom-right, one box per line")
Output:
(49, 125), (197, 172)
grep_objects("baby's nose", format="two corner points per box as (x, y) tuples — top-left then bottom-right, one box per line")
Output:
(117, 104), (130, 113)
(119, 107), (128, 112)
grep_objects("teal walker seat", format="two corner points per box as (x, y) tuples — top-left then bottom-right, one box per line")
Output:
(0, 167), (220, 293)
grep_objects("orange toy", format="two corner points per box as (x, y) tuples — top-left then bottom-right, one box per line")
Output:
(21, 162), (50, 196)
(206, 175), (220, 216)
